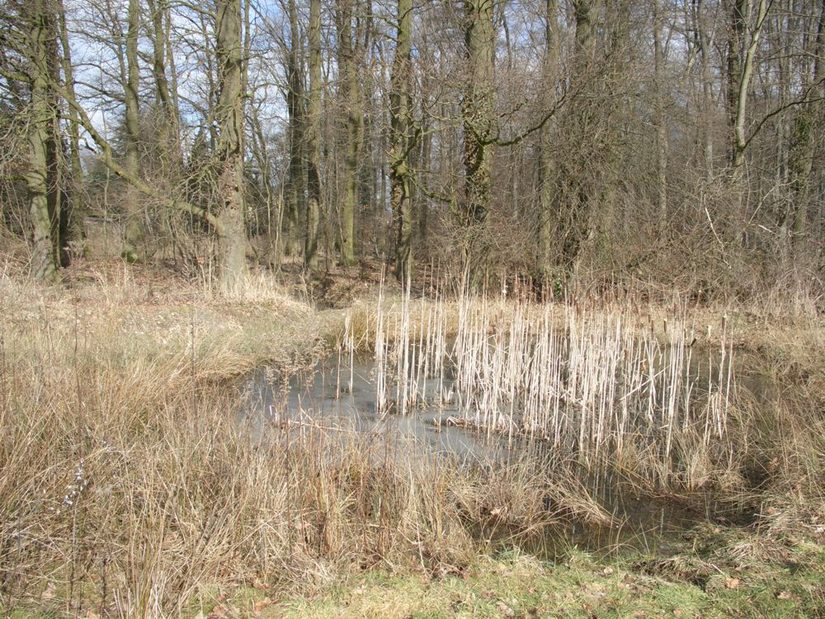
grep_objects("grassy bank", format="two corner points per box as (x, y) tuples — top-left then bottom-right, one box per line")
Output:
(272, 531), (825, 618)
(1, 265), (824, 616)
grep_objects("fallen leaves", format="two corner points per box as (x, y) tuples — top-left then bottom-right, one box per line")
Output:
(724, 577), (741, 589)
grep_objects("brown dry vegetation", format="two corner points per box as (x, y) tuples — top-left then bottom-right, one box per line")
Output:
(0, 261), (824, 616)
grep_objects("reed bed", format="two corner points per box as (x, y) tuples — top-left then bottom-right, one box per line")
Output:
(361, 283), (737, 489)
(2, 272), (822, 615)
(0, 277), (588, 616)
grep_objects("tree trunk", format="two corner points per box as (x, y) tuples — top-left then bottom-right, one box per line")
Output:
(725, 0), (746, 170)
(147, 0), (171, 110)
(653, 0), (669, 219)
(558, 0), (595, 276)
(250, 104), (275, 252)
(44, 0), (68, 268)
(462, 0), (495, 229)
(215, 0), (248, 289)
(537, 0), (559, 284)
(146, 0), (180, 160)
(789, 0), (825, 248)
(57, 0), (85, 256)
(728, 0), (770, 173)
(304, 0), (322, 269)
(122, 0), (144, 262)
(26, 0), (59, 281)
(726, 0), (769, 242)
(390, 0), (414, 282)
(697, 0), (715, 181)
(335, 0), (363, 266)
(285, 0), (306, 258)
(416, 111), (431, 245)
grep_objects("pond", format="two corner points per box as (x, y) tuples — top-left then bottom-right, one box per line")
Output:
(243, 356), (510, 461)
(241, 349), (772, 557)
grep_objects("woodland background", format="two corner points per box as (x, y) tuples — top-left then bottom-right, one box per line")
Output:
(0, 0), (823, 298)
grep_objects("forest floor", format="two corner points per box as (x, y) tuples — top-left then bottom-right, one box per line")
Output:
(1, 259), (824, 618)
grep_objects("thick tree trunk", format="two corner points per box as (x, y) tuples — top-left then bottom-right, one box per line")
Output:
(26, 0), (59, 281)
(57, 0), (85, 255)
(390, 0), (414, 282)
(557, 0), (595, 276)
(725, 0), (746, 170)
(284, 0), (306, 258)
(122, 0), (144, 263)
(462, 0), (495, 229)
(215, 0), (248, 289)
(304, 0), (322, 269)
(335, 0), (363, 266)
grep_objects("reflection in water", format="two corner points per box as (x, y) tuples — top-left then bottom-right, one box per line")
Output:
(244, 358), (513, 462)
(240, 355), (766, 557)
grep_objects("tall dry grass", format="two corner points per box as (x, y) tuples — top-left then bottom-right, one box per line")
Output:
(2, 269), (823, 615)
(357, 282), (748, 491)
(0, 275), (581, 616)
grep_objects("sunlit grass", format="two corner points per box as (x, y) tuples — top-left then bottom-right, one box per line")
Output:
(0, 269), (823, 615)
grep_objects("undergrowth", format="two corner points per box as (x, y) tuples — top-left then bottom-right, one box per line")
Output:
(0, 268), (823, 616)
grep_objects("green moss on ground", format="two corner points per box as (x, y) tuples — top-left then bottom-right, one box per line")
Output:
(180, 517), (824, 619)
(269, 547), (823, 618)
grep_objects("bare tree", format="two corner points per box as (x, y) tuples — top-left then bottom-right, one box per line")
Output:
(304, 0), (322, 269)
(214, 0), (249, 288)
(390, 0), (414, 281)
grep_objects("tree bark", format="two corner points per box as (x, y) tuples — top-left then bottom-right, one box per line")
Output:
(335, 0), (363, 266)
(215, 0), (248, 289)
(654, 0), (669, 219)
(724, 0), (769, 244)
(725, 0), (746, 169)
(390, 0), (414, 282)
(697, 0), (715, 181)
(304, 0), (322, 269)
(146, 0), (180, 161)
(557, 0), (595, 276)
(122, 0), (144, 262)
(462, 0), (495, 229)
(284, 0), (306, 258)
(57, 0), (85, 255)
(789, 0), (825, 247)
(537, 0), (559, 284)
(26, 0), (59, 281)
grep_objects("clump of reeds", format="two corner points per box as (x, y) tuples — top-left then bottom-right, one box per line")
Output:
(364, 282), (738, 489)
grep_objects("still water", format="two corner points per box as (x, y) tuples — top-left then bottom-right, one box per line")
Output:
(240, 353), (768, 555)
